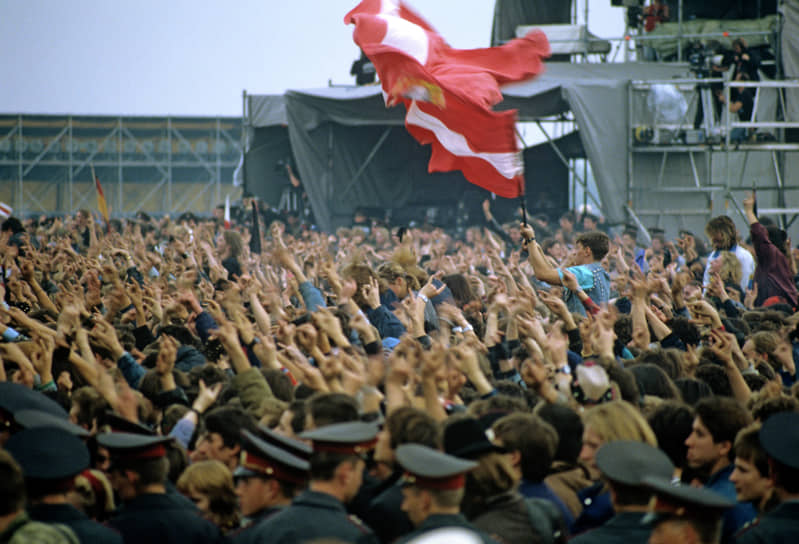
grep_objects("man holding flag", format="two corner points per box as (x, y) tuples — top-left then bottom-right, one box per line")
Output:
(344, 0), (550, 202)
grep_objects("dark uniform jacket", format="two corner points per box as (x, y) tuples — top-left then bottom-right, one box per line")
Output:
(231, 507), (282, 544)
(249, 490), (378, 544)
(108, 493), (223, 544)
(735, 501), (799, 543)
(29, 504), (122, 544)
(397, 514), (499, 544)
(363, 477), (414, 543)
(568, 511), (651, 544)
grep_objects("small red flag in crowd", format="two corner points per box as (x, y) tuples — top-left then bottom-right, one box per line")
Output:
(344, 0), (550, 198)
(91, 164), (110, 229)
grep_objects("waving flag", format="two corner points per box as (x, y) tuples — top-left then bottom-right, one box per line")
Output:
(344, 0), (549, 198)
(90, 164), (110, 229)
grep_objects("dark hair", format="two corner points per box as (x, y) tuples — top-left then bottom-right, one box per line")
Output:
(309, 451), (359, 481)
(605, 364), (641, 405)
(534, 403), (584, 465)
(492, 413), (558, 483)
(441, 273), (476, 308)
(694, 397), (753, 461)
(648, 401), (694, 467)
(674, 378), (713, 406)
(750, 395), (799, 423)
(288, 401), (307, 435)
(695, 362), (733, 397)
(162, 405), (190, 435)
(630, 364), (682, 401)
(635, 349), (683, 381)
(575, 231), (610, 261)
(0, 451), (25, 515)
(742, 373), (768, 393)
(203, 407), (257, 449)
(610, 480), (657, 507)
(385, 407), (439, 450)
(733, 424), (768, 477)
(307, 393), (359, 428)
(261, 368), (295, 403)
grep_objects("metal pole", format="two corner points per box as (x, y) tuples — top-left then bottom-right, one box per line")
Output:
(167, 117), (173, 213)
(216, 118), (222, 213)
(678, 0), (684, 62)
(117, 118), (123, 216)
(242, 89), (248, 193)
(583, 0), (589, 62)
(68, 116), (73, 213)
(16, 115), (23, 215)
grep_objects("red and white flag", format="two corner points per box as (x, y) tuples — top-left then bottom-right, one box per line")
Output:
(344, 0), (549, 198)
(0, 202), (11, 220)
(224, 195), (231, 229)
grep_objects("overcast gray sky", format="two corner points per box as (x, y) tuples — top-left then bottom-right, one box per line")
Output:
(1, 0), (624, 116)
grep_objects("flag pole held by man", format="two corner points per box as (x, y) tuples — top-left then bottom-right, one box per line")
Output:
(344, 0), (550, 199)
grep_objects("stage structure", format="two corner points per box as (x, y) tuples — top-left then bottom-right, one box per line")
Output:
(241, 0), (799, 239)
(0, 115), (242, 217)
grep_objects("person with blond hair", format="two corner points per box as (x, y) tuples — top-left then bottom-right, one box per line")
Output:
(573, 401), (659, 534)
(177, 460), (240, 534)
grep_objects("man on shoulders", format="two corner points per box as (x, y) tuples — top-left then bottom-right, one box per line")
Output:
(520, 223), (610, 316)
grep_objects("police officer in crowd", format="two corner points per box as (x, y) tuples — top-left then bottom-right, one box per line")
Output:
(4, 423), (122, 543)
(97, 432), (223, 543)
(644, 475), (734, 544)
(394, 443), (498, 544)
(252, 421), (380, 543)
(569, 441), (674, 544)
(231, 428), (310, 543)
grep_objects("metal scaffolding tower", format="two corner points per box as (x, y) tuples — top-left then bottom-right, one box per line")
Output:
(0, 115), (242, 217)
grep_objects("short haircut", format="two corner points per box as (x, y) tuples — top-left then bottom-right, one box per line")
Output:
(309, 452), (359, 481)
(203, 407), (257, 449)
(385, 407), (439, 450)
(307, 392), (359, 428)
(575, 231), (610, 261)
(536, 403), (584, 465)
(609, 480), (654, 507)
(694, 397), (753, 461)
(648, 401), (694, 467)
(120, 457), (169, 488)
(492, 413), (558, 482)
(733, 424), (768, 477)
(0, 450), (25, 515)
(695, 363), (733, 398)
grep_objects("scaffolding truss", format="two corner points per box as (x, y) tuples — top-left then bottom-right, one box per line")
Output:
(627, 78), (799, 235)
(0, 115), (242, 217)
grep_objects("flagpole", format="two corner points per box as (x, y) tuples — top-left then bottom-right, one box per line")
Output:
(90, 163), (110, 234)
(514, 128), (528, 225)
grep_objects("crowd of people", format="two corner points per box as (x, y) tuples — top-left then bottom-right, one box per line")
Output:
(1, 195), (799, 544)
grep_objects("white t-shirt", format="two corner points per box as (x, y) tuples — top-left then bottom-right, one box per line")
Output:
(703, 244), (755, 293)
